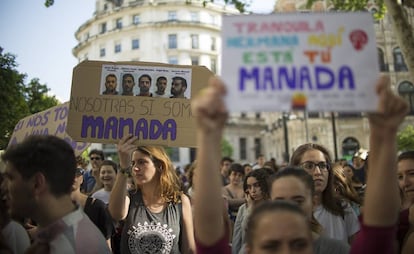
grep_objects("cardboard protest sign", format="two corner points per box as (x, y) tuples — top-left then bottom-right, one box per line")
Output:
(222, 12), (379, 112)
(8, 102), (90, 156)
(67, 61), (214, 147)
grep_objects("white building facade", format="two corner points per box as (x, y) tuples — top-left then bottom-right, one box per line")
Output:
(261, 0), (414, 163)
(73, 0), (267, 166)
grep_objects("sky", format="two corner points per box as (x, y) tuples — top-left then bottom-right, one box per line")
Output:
(0, 0), (275, 102)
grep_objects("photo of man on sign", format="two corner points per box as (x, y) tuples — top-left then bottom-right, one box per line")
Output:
(68, 61), (210, 147)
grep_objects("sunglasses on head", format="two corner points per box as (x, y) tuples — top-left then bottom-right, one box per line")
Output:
(90, 157), (101, 161)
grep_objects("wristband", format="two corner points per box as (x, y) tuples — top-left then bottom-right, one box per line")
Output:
(119, 165), (132, 177)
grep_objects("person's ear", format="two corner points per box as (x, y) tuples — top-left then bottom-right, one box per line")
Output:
(31, 172), (48, 197)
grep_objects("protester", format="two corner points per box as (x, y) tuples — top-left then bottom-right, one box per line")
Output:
(242, 163), (252, 176)
(0, 172), (30, 254)
(350, 75), (409, 253)
(71, 167), (113, 247)
(232, 168), (271, 254)
(351, 149), (368, 184)
(81, 149), (104, 194)
(108, 139), (195, 253)
(270, 168), (350, 254)
(290, 143), (360, 243)
(1, 135), (110, 253)
(252, 154), (266, 170)
(222, 163), (246, 223)
(92, 160), (118, 204)
(220, 157), (233, 186)
(397, 150), (414, 252)
(191, 77), (313, 254)
(342, 163), (365, 201)
(332, 163), (362, 216)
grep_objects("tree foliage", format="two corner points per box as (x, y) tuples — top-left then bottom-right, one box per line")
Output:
(397, 125), (414, 151)
(0, 48), (59, 149)
(221, 138), (234, 157)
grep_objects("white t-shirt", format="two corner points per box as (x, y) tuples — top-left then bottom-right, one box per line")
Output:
(38, 207), (111, 254)
(1, 220), (30, 254)
(314, 202), (360, 242)
(91, 189), (111, 204)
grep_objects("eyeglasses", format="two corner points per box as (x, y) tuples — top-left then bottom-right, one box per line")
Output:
(90, 157), (101, 161)
(300, 161), (330, 173)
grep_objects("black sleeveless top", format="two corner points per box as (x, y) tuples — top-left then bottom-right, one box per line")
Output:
(120, 190), (182, 254)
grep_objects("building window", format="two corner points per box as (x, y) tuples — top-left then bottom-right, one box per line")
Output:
(132, 39), (139, 50)
(191, 56), (199, 65)
(254, 138), (261, 159)
(168, 56), (178, 64)
(191, 34), (199, 49)
(168, 34), (177, 49)
(241, 112), (246, 118)
(393, 47), (408, 72)
(209, 14), (217, 25)
(211, 37), (216, 51)
(114, 43), (121, 53)
(116, 18), (123, 29)
(337, 112), (362, 118)
(398, 81), (414, 115)
(378, 48), (388, 72)
(255, 113), (261, 119)
(133, 14), (140, 25)
(210, 58), (217, 73)
(100, 23), (107, 34)
(168, 11), (177, 21)
(190, 11), (199, 22)
(83, 32), (90, 41)
(100, 48), (106, 57)
(169, 147), (180, 162)
(239, 138), (247, 160)
(307, 112), (320, 118)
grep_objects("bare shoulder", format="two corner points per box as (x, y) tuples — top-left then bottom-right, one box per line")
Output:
(180, 193), (191, 206)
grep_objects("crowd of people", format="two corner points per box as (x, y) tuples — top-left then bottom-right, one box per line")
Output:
(0, 74), (413, 253)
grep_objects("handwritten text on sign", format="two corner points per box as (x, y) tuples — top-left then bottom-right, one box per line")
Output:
(8, 103), (89, 156)
(221, 12), (379, 112)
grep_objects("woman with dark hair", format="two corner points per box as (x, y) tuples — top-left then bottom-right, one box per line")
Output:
(270, 167), (350, 254)
(109, 141), (195, 253)
(342, 163), (365, 201)
(222, 163), (245, 223)
(290, 143), (360, 243)
(232, 168), (271, 254)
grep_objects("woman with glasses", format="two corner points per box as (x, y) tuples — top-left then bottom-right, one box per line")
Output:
(231, 168), (271, 254)
(290, 143), (360, 243)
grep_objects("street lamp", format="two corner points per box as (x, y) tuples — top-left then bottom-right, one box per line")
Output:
(282, 112), (290, 163)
